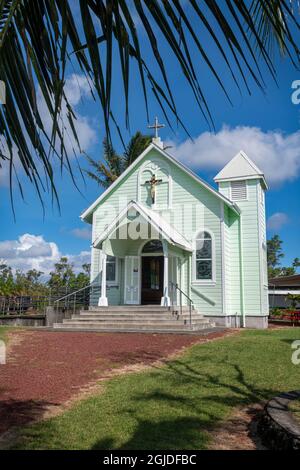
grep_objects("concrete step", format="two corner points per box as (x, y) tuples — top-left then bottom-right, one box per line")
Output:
(81, 311), (194, 317)
(52, 304), (216, 333)
(54, 321), (214, 331)
(64, 318), (210, 327)
(51, 326), (219, 334)
(87, 306), (192, 313)
(74, 313), (205, 321)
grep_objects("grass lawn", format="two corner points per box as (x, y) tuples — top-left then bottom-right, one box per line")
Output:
(289, 399), (300, 425)
(11, 328), (300, 450)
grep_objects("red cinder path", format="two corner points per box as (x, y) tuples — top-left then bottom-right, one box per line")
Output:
(0, 329), (226, 435)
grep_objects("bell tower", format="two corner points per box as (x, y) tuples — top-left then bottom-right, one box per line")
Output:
(214, 150), (269, 328)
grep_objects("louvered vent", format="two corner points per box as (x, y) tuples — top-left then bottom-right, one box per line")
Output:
(231, 180), (247, 200)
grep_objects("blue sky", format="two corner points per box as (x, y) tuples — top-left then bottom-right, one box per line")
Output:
(0, 5), (299, 274)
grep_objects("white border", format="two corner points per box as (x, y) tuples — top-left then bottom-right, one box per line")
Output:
(220, 201), (227, 314)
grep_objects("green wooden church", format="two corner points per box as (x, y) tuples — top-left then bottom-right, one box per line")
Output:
(79, 126), (269, 330)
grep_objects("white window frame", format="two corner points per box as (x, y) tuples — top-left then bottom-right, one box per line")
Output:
(106, 255), (118, 286)
(192, 229), (216, 285)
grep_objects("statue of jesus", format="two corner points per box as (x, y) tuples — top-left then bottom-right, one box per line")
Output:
(146, 174), (162, 204)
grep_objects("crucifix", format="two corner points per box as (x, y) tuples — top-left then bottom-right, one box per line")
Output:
(147, 116), (165, 139)
(145, 174), (162, 204)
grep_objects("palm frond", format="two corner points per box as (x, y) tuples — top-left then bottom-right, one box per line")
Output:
(0, 0), (299, 207)
(85, 131), (151, 187)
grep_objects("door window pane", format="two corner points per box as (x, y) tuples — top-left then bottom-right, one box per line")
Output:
(106, 256), (116, 282)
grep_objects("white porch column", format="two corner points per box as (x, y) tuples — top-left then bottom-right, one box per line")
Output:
(161, 240), (170, 306)
(98, 252), (108, 306)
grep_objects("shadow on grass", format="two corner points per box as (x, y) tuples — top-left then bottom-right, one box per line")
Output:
(91, 358), (279, 450)
(92, 417), (210, 450)
(0, 398), (58, 435)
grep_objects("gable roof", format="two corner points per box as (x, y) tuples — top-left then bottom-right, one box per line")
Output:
(81, 142), (240, 222)
(214, 150), (268, 189)
(93, 200), (192, 251)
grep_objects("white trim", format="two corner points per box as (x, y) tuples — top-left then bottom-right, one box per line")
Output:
(81, 142), (240, 221)
(256, 183), (263, 314)
(220, 201), (226, 314)
(90, 247), (96, 284)
(192, 228), (216, 284)
(238, 216), (246, 327)
(98, 252), (108, 306)
(216, 174), (268, 189)
(268, 289), (300, 295)
(93, 200), (192, 252)
(161, 240), (170, 306)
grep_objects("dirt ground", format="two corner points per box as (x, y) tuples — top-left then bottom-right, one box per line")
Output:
(0, 329), (228, 436)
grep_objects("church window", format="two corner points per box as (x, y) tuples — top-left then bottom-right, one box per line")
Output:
(194, 231), (214, 281)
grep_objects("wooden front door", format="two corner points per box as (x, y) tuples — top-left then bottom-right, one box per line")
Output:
(141, 256), (164, 305)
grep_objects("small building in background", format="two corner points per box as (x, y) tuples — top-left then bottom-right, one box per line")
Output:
(269, 275), (300, 309)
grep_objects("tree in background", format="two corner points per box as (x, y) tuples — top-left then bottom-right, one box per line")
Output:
(15, 269), (46, 295)
(0, 264), (14, 295)
(48, 257), (90, 292)
(75, 263), (91, 290)
(267, 235), (284, 278)
(85, 132), (151, 189)
(0, 259), (91, 296)
(267, 235), (299, 278)
(48, 257), (77, 292)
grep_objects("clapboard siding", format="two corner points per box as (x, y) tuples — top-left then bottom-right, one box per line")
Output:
(87, 146), (266, 317)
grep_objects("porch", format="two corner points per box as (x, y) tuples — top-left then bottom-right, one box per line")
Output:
(92, 201), (193, 308)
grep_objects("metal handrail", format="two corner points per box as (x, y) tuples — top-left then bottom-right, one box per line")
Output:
(54, 283), (100, 315)
(169, 281), (194, 328)
(54, 284), (92, 303)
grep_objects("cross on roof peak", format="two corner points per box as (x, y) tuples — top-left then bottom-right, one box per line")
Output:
(147, 117), (165, 139)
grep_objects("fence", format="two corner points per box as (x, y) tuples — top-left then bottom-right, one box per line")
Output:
(0, 286), (92, 316)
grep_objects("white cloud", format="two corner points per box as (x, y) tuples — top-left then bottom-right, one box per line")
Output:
(37, 73), (97, 156)
(168, 126), (300, 185)
(0, 234), (90, 275)
(0, 74), (97, 188)
(71, 227), (92, 240)
(267, 212), (289, 231)
(0, 141), (20, 187)
(64, 73), (93, 106)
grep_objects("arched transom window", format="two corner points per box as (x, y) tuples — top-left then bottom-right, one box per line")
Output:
(194, 231), (214, 281)
(142, 240), (163, 254)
